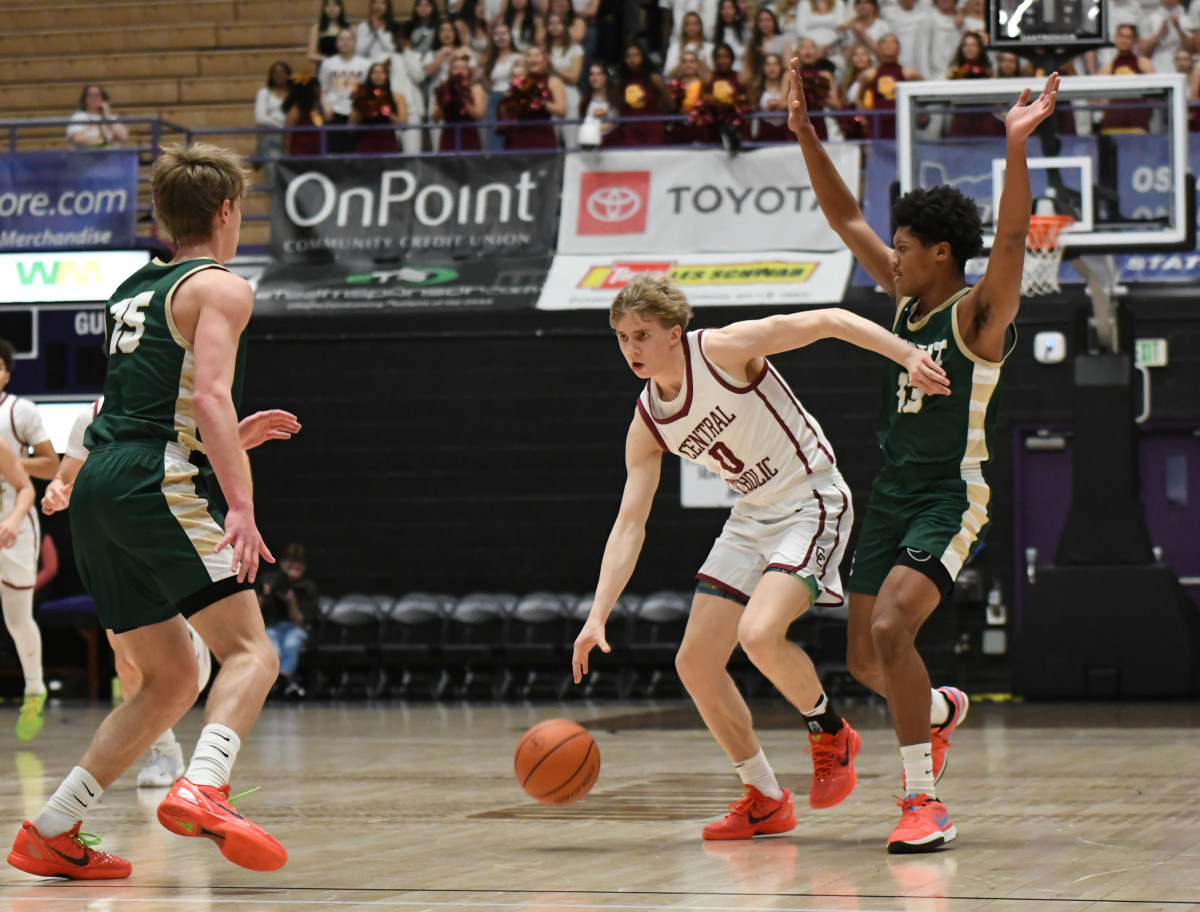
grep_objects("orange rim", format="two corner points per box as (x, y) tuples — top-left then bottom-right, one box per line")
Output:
(1027, 214), (1075, 251)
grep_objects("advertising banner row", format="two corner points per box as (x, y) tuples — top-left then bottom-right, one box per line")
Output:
(0, 151), (138, 251)
(257, 145), (858, 313)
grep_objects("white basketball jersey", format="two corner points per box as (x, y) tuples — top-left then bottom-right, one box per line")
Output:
(0, 393), (50, 518)
(637, 330), (836, 510)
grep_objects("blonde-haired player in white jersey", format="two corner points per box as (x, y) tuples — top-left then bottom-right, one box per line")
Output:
(572, 274), (950, 839)
(0, 339), (62, 742)
(42, 399), (299, 787)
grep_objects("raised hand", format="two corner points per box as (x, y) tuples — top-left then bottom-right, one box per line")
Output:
(1005, 72), (1059, 142)
(787, 57), (811, 136)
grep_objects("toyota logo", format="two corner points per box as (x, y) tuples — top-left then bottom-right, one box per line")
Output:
(586, 186), (643, 223)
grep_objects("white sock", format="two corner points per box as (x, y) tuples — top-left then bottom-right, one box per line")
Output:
(184, 723), (240, 788)
(3, 587), (44, 695)
(151, 728), (178, 752)
(930, 688), (951, 727)
(32, 767), (102, 838)
(734, 748), (784, 801)
(900, 743), (935, 798)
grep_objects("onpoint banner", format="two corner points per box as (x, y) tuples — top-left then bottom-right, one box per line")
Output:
(272, 155), (561, 264)
(0, 151), (138, 251)
(558, 145), (859, 255)
(535, 251), (854, 310)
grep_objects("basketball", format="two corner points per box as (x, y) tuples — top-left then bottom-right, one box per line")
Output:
(514, 719), (600, 805)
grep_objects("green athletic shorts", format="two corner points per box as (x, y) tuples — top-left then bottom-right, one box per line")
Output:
(70, 439), (251, 632)
(847, 464), (992, 597)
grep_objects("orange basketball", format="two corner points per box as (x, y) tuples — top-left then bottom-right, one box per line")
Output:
(514, 718), (600, 805)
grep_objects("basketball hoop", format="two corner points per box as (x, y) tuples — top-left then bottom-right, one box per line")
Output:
(1022, 213), (1075, 296)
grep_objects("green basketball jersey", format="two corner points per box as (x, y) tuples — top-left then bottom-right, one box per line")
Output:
(85, 258), (247, 453)
(876, 288), (1016, 472)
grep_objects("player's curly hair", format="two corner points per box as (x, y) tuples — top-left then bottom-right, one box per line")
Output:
(892, 186), (983, 272)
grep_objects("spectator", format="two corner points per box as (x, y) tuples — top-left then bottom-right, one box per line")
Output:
(959, 0), (985, 36)
(388, 26), (430, 154)
(580, 61), (622, 145)
(744, 7), (787, 82)
(794, 38), (839, 139)
(455, 0), (495, 58)
(1140, 0), (1194, 75)
(1098, 24), (1154, 131)
(668, 49), (707, 142)
(926, 0), (964, 83)
(357, 0), (399, 61)
(547, 11), (586, 145)
(752, 52), (792, 141)
(854, 32), (922, 138)
(837, 0), (890, 65)
(795, 0), (847, 62)
(664, 10), (714, 77)
(350, 61), (406, 153)
(308, 0), (349, 65)
(947, 32), (1004, 136)
(67, 85), (130, 150)
(254, 61), (292, 176)
(693, 41), (748, 149)
(433, 51), (488, 150)
(319, 28), (372, 153)
(1094, 0), (1143, 70)
(505, 0), (544, 51)
(660, 0), (720, 53)
(883, 0), (930, 76)
(424, 18), (476, 102)
(282, 74), (325, 156)
(713, 0), (750, 65)
(485, 22), (522, 147)
(257, 544), (319, 700)
(839, 40), (873, 107)
(548, 0), (589, 46)
(500, 46), (567, 149)
(407, 0), (442, 55)
(995, 50), (1028, 78)
(776, 0), (803, 37)
(617, 42), (670, 145)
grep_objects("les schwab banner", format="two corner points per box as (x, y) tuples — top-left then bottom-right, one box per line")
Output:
(535, 251), (854, 309)
(557, 145), (859, 255)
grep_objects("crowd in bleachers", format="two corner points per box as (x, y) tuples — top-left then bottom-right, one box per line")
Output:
(238, 0), (1200, 156)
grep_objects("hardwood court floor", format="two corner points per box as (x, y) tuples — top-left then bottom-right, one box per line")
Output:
(2, 698), (1199, 911)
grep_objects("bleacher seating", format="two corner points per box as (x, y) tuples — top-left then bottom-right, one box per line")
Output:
(0, 0), (315, 247)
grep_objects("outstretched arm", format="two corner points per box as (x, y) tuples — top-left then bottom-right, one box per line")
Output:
(572, 416), (663, 682)
(788, 58), (897, 296)
(705, 308), (949, 397)
(969, 73), (1060, 350)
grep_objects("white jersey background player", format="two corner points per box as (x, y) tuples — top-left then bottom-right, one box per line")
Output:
(43, 398), (299, 786)
(0, 339), (62, 742)
(571, 274), (950, 840)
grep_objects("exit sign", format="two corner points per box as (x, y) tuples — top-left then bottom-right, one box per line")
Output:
(1135, 338), (1168, 368)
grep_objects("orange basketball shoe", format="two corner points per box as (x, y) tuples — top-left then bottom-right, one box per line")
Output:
(807, 721), (860, 809)
(701, 786), (797, 840)
(886, 793), (956, 854)
(931, 687), (969, 783)
(157, 778), (287, 871)
(7, 821), (131, 879)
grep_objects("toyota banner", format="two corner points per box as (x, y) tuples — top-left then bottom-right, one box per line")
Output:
(271, 154), (561, 264)
(557, 145), (858, 255)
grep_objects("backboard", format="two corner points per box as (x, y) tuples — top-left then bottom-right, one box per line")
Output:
(895, 74), (1192, 254)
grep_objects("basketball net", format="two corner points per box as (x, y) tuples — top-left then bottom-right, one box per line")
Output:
(1022, 213), (1075, 296)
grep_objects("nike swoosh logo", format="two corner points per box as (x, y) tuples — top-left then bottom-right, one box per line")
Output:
(51, 845), (90, 867)
(907, 548), (931, 562)
(74, 795), (87, 808)
(83, 785), (95, 797)
(747, 807), (779, 825)
(215, 733), (231, 742)
(214, 747), (229, 758)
